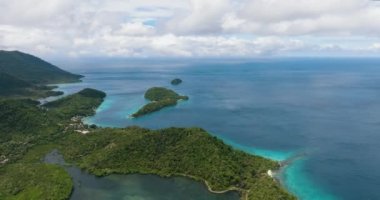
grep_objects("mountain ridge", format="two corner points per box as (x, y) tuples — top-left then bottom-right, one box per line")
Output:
(0, 50), (83, 98)
(0, 50), (82, 84)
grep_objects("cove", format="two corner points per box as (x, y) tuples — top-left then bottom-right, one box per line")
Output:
(43, 150), (240, 200)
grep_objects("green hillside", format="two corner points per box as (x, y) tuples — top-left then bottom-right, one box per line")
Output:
(0, 89), (295, 200)
(0, 73), (32, 96)
(132, 87), (189, 117)
(0, 50), (83, 98)
(0, 50), (82, 84)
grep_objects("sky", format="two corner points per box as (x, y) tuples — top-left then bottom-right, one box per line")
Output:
(1, 0), (380, 58)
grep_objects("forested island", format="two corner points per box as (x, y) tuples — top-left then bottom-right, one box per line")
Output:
(132, 87), (189, 118)
(0, 51), (296, 200)
(171, 78), (182, 85)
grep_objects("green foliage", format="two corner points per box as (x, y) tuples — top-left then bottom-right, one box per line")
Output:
(0, 89), (105, 166)
(0, 145), (72, 200)
(0, 99), (50, 135)
(0, 99), (61, 164)
(0, 73), (31, 90)
(77, 88), (106, 99)
(0, 88), (295, 200)
(144, 87), (188, 101)
(44, 88), (106, 119)
(0, 51), (82, 99)
(171, 78), (183, 85)
(0, 50), (82, 84)
(59, 127), (295, 200)
(0, 163), (72, 200)
(45, 90), (64, 97)
(132, 98), (177, 118)
(132, 87), (189, 117)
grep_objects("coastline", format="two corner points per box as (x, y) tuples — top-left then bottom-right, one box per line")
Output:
(41, 83), (296, 200)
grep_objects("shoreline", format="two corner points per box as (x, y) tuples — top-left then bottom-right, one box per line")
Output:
(43, 83), (296, 200)
(176, 173), (246, 198)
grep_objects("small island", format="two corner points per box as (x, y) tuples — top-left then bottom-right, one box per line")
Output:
(171, 78), (183, 85)
(131, 87), (189, 118)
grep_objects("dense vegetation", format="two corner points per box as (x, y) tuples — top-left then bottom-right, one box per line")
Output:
(0, 87), (295, 200)
(44, 88), (106, 120)
(0, 52), (296, 199)
(144, 87), (188, 101)
(0, 50), (82, 84)
(0, 88), (105, 165)
(0, 73), (31, 90)
(60, 127), (295, 200)
(171, 78), (182, 85)
(0, 89), (106, 199)
(0, 51), (82, 98)
(0, 145), (72, 200)
(132, 87), (189, 117)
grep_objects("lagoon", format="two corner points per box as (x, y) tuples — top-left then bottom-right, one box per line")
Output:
(44, 150), (240, 200)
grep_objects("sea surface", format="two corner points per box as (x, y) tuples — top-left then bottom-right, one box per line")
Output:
(51, 58), (380, 200)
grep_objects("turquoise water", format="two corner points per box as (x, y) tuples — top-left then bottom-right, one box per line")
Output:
(51, 58), (380, 200)
(279, 158), (338, 200)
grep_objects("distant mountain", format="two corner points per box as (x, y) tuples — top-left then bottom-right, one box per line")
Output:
(0, 50), (82, 84)
(0, 50), (83, 98)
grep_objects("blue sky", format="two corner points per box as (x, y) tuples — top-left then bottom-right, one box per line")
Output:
(0, 0), (380, 58)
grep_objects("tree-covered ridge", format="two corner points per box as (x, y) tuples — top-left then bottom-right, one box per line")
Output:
(0, 89), (106, 199)
(0, 73), (63, 98)
(0, 50), (82, 84)
(0, 73), (31, 90)
(60, 127), (295, 200)
(44, 88), (106, 120)
(144, 87), (188, 101)
(0, 145), (72, 200)
(0, 88), (295, 200)
(0, 88), (106, 163)
(0, 50), (83, 98)
(132, 87), (189, 117)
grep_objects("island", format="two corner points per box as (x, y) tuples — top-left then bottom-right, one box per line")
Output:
(131, 87), (189, 118)
(171, 78), (183, 85)
(0, 51), (296, 200)
(0, 88), (295, 200)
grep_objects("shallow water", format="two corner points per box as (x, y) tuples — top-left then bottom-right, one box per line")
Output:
(44, 150), (239, 200)
(51, 58), (380, 200)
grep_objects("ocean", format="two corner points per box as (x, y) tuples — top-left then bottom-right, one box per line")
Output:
(51, 58), (380, 200)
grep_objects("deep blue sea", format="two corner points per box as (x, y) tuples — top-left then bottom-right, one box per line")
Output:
(51, 58), (380, 200)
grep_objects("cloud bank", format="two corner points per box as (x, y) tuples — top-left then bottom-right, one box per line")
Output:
(0, 0), (380, 58)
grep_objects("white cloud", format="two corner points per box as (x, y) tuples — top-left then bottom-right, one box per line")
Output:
(165, 0), (230, 34)
(0, 0), (379, 58)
